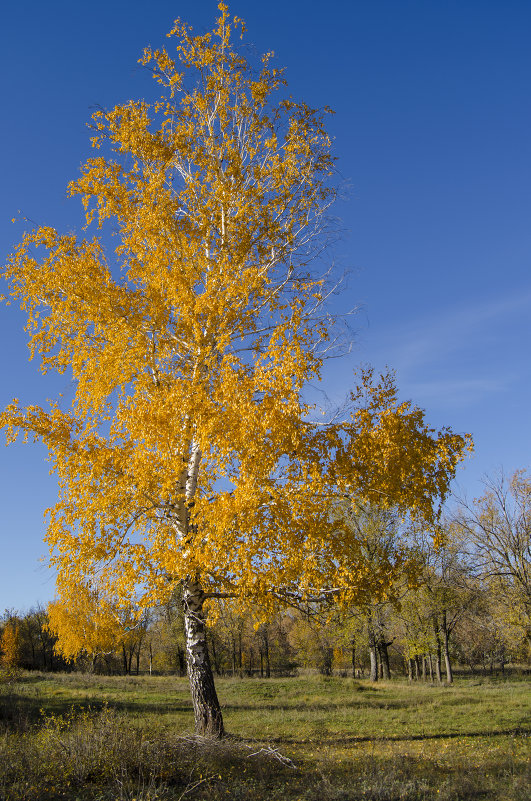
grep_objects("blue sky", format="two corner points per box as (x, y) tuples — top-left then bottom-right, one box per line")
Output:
(1, 1), (530, 612)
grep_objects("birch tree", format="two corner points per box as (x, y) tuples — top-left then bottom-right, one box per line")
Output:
(1, 4), (470, 736)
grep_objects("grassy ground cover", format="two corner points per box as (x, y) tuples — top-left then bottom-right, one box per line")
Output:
(1, 671), (529, 800)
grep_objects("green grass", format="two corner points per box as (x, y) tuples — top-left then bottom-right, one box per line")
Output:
(1, 672), (530, 800)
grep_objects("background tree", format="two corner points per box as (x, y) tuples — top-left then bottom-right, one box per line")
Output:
(453, 587), (512, 676)
(47, 585), (137, 672)
(21, 606), (58, 671)
(413, 524), (479, 683)
(0, 618), (21, 681)
(147, 595), (187, 675)
(455, 471), (531, 649)
(325, 502), (418, 681)
(1, 4), (470, 735)
(287, 606), (340, 675)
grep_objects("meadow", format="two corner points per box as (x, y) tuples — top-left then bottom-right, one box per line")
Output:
(0, 671), (530, 800)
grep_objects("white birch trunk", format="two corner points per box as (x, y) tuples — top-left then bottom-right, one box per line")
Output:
(179, 434), (224, 736)
(182, 579), (224, 737)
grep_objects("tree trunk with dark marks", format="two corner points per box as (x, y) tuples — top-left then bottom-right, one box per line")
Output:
(433, 616), (443, 683)
(368, 618), (378, 682)
(377, 637), (391, 679)
(183, 580), (224, 737)
(238, 630), (243, 678)
(262, 627), (271, 678)
(442, 610), (454, 684)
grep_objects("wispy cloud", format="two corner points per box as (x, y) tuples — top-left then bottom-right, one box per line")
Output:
(359, 287), (531, 409)
(379, 289), (531, 375)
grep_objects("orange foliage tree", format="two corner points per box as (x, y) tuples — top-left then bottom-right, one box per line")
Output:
(1, 4), (470, 735)
(0, 620), (21, 680)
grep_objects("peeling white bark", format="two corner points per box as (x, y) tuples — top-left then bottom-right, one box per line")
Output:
(185, 437), (201, 503)
(182, 578), (224, 736)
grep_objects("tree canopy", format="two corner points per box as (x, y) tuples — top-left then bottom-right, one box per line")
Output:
(1, 3), (471, 734)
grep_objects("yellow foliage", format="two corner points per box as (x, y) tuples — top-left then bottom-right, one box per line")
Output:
(47, 585), (139, 661)
(1, 4), (471, 655)
(0, 621), (21, 679)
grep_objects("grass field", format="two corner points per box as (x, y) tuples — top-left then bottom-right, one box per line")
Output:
(1, 671), (530, 800)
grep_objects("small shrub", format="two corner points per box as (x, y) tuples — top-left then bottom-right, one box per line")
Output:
(0, 705), (186, 799)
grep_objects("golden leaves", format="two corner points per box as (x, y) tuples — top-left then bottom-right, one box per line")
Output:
(336, 368), (473, 525)
(0, 4), (472, 656)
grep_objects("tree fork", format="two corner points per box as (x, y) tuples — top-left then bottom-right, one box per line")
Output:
(182, 580), (224, 737)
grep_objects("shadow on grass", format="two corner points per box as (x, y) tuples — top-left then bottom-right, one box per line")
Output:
(261, 726), (531, 746)
(0, 691), (194, 730)
(220, 700), (409, 712)
(2, 679), (413, 727)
